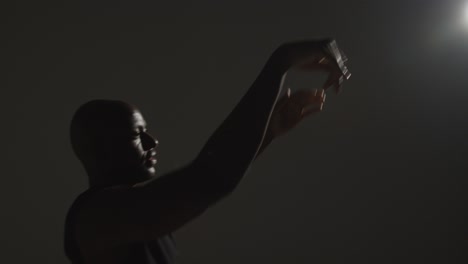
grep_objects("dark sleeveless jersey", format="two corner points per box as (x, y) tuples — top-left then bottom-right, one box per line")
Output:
(64, 187), (177, 264)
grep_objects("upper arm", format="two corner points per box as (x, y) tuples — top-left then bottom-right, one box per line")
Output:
(76, 162), (234, 250)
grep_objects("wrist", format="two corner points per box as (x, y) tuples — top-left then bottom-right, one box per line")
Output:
(267, 47), (291, 75)
(264, 126), (277, 144)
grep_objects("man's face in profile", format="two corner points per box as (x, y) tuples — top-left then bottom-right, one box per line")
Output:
(98, 107), (159, 182)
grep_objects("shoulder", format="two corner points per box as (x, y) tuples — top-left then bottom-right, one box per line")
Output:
(64, 187), (105, 261)
(65, 186), (121, 242)
(67, 187), (106, 217)
(65, 186), (109, 237)
(65, 185), (130, 255)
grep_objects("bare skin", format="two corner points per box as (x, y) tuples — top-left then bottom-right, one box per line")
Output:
(67, 39), (350, 263)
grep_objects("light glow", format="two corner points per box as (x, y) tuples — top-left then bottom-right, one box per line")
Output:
(465, 3), (468, 24)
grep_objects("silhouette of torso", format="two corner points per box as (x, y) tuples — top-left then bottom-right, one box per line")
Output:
(64, 187), (177, 264)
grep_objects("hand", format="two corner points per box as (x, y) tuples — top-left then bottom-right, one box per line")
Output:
(267, 88), (326, 138)
(272, 39), (351, 94)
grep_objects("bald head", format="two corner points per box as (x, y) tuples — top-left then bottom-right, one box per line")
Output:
(70, 100), (135, 158)
(70, 100), (158, 186)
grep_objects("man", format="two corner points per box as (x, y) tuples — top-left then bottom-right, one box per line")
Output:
(64, 39), (350, 264)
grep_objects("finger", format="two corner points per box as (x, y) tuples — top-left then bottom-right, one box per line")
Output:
(302, 99), (323, 111)
(301, 103), (323, 117)
(298, 93), (324, 113)
(297, 60), (334, 72)
(310, 89), (325, 103)
(322, 50), (351, 81)
(286, 90), (324, 113)
(289, 90), (319, 114)
(340, 49), (348, 63)
(292, 89), (322, 105)
(323, 71), (341, 91)
(334, 76), (345, 95)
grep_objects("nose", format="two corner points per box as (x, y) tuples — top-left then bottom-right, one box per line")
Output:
(141, 132), (158, 151)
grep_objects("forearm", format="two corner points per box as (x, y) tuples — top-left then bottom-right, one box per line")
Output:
(193, 54), (286, 191)
(255, 127), (275, 160)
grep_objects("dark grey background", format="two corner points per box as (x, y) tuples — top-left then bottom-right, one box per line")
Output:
(5, 0), (468, 263)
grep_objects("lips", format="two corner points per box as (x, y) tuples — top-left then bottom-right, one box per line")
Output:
(144, 151), (157, 166)
(145, 150), (156, 160)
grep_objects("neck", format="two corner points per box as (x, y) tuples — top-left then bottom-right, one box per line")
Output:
(86, 166), (152, 187)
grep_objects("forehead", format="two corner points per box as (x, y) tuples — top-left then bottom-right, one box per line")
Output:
(100, 106), (147, 131)
(130, 110), (147, 128)
(97, 108), (147, 140)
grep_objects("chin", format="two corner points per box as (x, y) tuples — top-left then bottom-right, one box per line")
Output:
(141, 165), (157, 179)
(147, 167), (156, 177)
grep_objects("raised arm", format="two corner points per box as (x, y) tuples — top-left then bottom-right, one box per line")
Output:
(76, 39), (350, 250)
